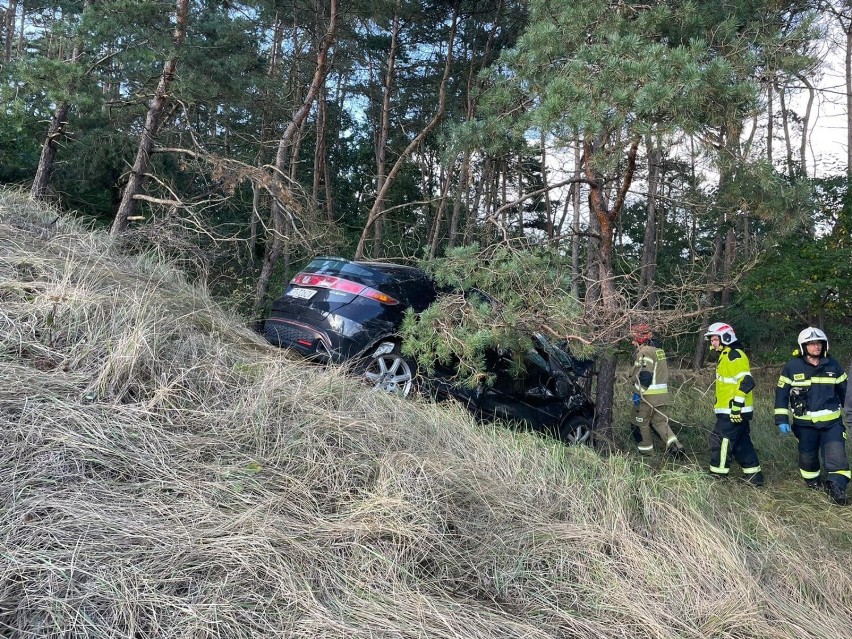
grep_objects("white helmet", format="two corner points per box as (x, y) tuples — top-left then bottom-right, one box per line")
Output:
(704, 322), (737, 346)
(797, 326), (828, 356)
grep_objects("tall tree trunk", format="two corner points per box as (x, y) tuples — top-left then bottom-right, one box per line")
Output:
(540, 131), (554, 238)
(249, 10), (284, 262)
(447, 149), (470, 249)
(428, 164), (453, 259)
(312, 84), (327, 212)
(464, 157), (491, 245)
(720, 226), (736, 309)
(111, 0), (190, 236)
(252, 0), (338, 317)
(583, 136), (640, 446)
(797, 74), (815, 177)
(355, 2), (459, 259)
(779, 85), (795, 175)
(31, 0), (91, 201)
(639, 134), (661, 308)
(448, 0), (500, 250)
(366, 6), (400, 259)
(3, 0), (17, 64)
(847, 22), (852, 175)
(571, 138), (582, 297)
(766, 80), (773, 165)
(31, 103), (70, 200)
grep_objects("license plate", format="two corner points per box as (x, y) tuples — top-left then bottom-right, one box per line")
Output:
(286, 287), (316, 300)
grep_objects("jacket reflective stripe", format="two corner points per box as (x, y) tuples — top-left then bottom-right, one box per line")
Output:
(774, 355), (847, 428)
(636, 383), (667, 394)
(632, 343), (670, 403)
(778, 374), (847, 387)
(715, 407), (754, 414)
(717, 372), (750, 384)
(795, 409), (842, 423)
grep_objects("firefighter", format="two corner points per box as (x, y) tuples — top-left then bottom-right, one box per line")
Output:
(845, 359), (852, 435)
(704, 322), (764, 485)
(774, 327), (849, 505)
(629, 324), (686, 459)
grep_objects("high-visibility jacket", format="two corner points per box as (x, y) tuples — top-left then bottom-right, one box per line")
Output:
(714, 346), (755, 415)
(845, 361), (852, 427)
(632, 340), (670, 407)
(775, 355), (847, 427)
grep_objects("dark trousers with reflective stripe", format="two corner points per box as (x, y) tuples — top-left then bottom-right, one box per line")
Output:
(709, 415), (761, 477)
(792, 419), (850, 490)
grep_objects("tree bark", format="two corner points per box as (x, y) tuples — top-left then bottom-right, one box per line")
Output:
(355, 2), (459, 259)
(639, 134), (661, 308)
(111, 0), (190, 236)
(31, 0), (94, 201)
(847, 23), (852, 175)
(3, 0), (17, 64)
(797, 74), (815, 177)
(252, 0), (339, 318)
(447, 149), (470, 249)
(571, 138), (582, 297)
(370, 6), (401, 258)
(779, 84), (795, 175)
(583, 135), (640, 446)
(766, 79), (773, 165)
(428, 164), (453, 259)
(31, 103), (70, 200)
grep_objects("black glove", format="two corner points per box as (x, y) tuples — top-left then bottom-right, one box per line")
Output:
(729, 398), (745, 424)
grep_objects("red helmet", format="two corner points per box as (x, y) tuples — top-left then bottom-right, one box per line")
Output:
(631, 323), (652, 344)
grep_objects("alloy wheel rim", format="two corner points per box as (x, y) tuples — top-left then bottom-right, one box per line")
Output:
(365, 355), (413, 396)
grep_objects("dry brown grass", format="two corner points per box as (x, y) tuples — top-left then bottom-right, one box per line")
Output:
(2, 189), (852, 638)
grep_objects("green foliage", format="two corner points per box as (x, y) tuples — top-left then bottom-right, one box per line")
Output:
(733, 174), (852, 361)
(400, 244), (591, 387)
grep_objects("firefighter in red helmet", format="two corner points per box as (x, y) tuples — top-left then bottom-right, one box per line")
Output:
(628, 324), (686, 459)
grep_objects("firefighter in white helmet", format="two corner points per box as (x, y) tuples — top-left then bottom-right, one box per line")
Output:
(775, 327), (849, 505)
(704, 322), (763, 485)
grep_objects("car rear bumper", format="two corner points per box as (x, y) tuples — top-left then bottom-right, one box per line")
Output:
(264, 317), (368, 363)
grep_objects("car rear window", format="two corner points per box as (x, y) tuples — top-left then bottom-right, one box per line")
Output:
(305, 258), (377, 280)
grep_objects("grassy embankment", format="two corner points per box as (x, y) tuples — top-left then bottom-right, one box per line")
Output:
(1, 189), (851, 638)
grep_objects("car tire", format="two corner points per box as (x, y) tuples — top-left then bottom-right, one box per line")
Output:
(360, 342), (416, 397)
(558, 414), (593, 446)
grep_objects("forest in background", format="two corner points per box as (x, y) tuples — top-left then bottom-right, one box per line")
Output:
(3, 0), (852, 435)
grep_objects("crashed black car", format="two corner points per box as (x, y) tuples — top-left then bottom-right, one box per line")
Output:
(263, 256), (596, 444)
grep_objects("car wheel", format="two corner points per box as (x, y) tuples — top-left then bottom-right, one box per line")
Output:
(559, 414), (593, 446)
(361, 343), (416, 397)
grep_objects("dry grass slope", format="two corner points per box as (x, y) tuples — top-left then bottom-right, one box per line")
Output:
(1, 189), (851, 638)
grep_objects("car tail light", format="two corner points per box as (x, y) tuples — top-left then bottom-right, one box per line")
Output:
(291, 273), (399, 305)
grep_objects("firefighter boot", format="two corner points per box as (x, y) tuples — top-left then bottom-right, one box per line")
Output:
(666, 442), (687, 461)
(744, 471), (765, 487)
(825, 481), (848, 505)
(805, 478), (823, 491)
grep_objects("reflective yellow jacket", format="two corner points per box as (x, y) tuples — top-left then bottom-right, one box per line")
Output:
(714, 346), (755, 415)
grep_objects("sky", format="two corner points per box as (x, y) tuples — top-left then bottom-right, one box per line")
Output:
(803, 21), (848, 175)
